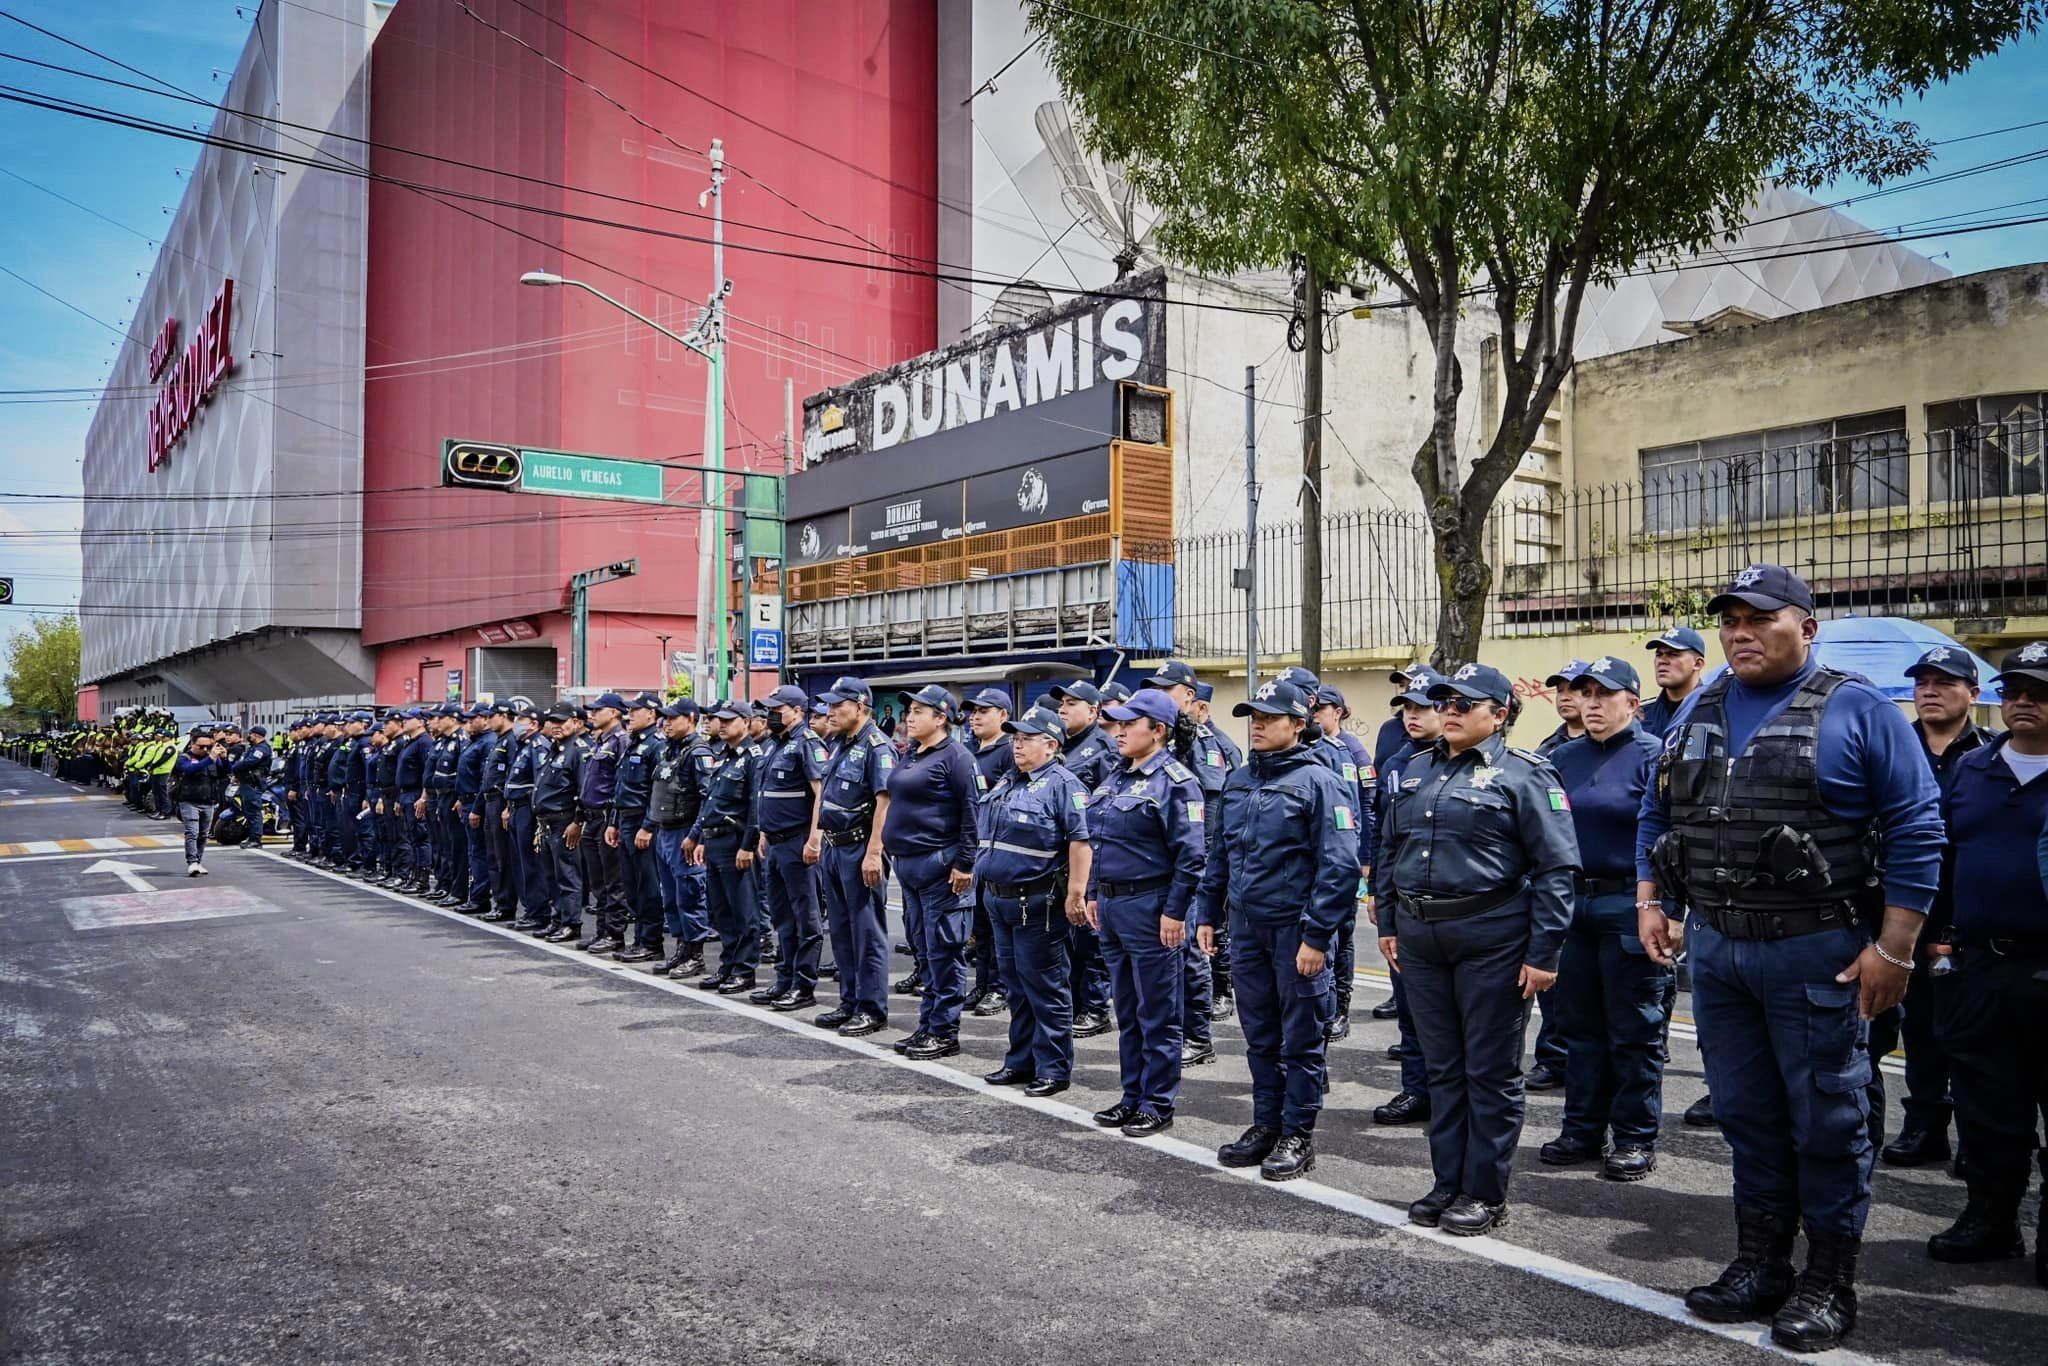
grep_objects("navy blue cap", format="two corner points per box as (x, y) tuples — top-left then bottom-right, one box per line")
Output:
(1098, 682), (1133, 704)
(1001, 710), (1064, 738)
(709, 699), (744, 720)
(247, 725), (266, 737)
(964, 687), (1012, 712)
(1389, 661), (1431, 686)
(1194, 682), (1215, 703)
(1428, 663), (1515, 706)
(1993, 640), (2048, 686)
(1104, 687), (1179, 727)
(1576, 656), (1641, 693)
(900, 683), (958, 718)
(1905, 645), (1978, 685)
(1543, 660), (1589, 689)
(626, 691), (663, 712)
(821, 675), (871, 705)
(763, 684), (809, 709)
(1396, 665), (1447, 706)
(1276, 665), (1320, 693)
(1143, 659), (1199, 690)
(540, 704), (573, 722)
(1313, 685), (1348, 711)
(809, 699), (830, 715)
(660, 697), (699, 719)
(1647, 626), (1708, 656)
(1234, 678), (1312, 719)
(505, 700), (537, 719)
(589, 692), (628, 713)
(1049, 680), (1102, 706)
(436, 703), (463, 718)
(465, 703), (492, 720)
(1707, 563), (1815, 616)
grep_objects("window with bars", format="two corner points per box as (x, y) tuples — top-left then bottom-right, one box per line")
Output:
(1928, 394), (2048, 502)
(1638, 410), (1907, 532)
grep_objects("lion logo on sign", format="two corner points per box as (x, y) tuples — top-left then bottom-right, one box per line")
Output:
(1017, 467), (1049, 517)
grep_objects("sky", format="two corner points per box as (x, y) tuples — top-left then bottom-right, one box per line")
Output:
(3, 2), (2048, 690)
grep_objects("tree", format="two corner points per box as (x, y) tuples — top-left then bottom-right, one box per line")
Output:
(1032, 1), (2044, 662)
(4, 616), (82, 725)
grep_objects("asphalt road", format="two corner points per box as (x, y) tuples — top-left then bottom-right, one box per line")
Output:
(2, 756), (2040, 1364)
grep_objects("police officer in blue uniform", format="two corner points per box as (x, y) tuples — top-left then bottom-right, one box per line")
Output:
(687, 701), (763, 994)
(498, 704), (546, 930)
(812, 677), (895, 1037)
(1368, 665), (1445, 1126)
(1638, 564), (1945, 1351)
(977, 708), (1091, 1096)
(395, 709), (433, 894)
(752, 685), (826, 1008)
(1189, 680), (1242, 1017)
(572, 693), (630, 953)
(1311, 684), (1376, 1043)
(532, 705), (587, 941)
(605, 693), (666, 962)
(324, 714), (357, 871)
(477, 703), (518, 920)
(1198, 677), (1358, 1180)
(1925, 641), (2048, 1289)
(371, 713), (404, 885)
(454, 706), (493, 913)
(1146, 659), (1233, 1064)
(1881, 645), (1995, 1168)
(1639, 626), (1709, 740)
(1086, 687), (1206, 1138)
(1372, 665), (1429, 771)
(1537, 656), (1670, 1183)
(230, 725), (272, 849)
(1053, 681), (1119, 1037)
(650, 700), (712, 976)
(1378, 662), (1580, 1236)
(422, 706), (461, 901)
(881, 684), (981, 1060)
(963, 687), (1016, 1017)
(1536, 662), (1588, 757)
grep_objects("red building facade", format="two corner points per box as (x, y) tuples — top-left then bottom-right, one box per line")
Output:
(361, 0), (937, 701)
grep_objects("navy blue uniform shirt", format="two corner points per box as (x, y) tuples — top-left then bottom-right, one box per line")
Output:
(579, 725), (626, 810)
(455, 731), (489, 798)
(1085, 748), (1207, 922)
(692, 740), (761, 845)
(1060, 723), (1118, 792)
(819, 723), (892, 835)
(1547, 722), (1663, 882)
(1373, 714), (1410, 771)
(1195, 742), (1360, 950)
(613, 723), (663, 811)
(504, 733), (540, 801)
(971, 736), (1016, 797)
(882, 732), (981, 871)
(756, 727), (828, 836)
(533, 734), (585, 815)
(976, 761), (1090, 887)
(1942, 737), (2048, 941)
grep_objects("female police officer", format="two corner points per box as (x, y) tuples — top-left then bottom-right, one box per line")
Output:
(1537, 656), (1670, 1183)
(1195, 677), (1358, 1180)
(1087, 687), (1206, 1138)
(976, 707), (1093, 1096)
(882, 684), (982, 1061)
(1377, 662), (1579, 1234)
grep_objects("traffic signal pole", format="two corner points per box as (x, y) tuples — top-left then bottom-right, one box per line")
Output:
(704, 140), (731, 702)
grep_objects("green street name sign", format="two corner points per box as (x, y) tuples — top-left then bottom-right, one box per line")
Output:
(518, 449), (665, 504)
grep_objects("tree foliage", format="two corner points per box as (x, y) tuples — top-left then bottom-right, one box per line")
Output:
(1031, 0), (2044, 661)
(4, 616), (81, 724)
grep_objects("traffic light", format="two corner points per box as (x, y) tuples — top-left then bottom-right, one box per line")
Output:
(441, 440), (523, 490)
(0, 578), (12, 605)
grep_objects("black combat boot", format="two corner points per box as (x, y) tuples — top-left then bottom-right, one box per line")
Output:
(1927, 1181), (2026, 1264)
(1684, 1205), (1796, 1323)
(1770, 1228), (1859, 1353)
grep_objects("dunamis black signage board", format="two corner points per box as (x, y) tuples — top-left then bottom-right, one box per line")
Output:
(963, 451), (1112, 536)
(785, 509), (853, 568)
(846, 482), (966, 555)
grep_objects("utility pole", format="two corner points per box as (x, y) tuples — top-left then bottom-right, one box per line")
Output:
(781, 376), (795, 685)
(1298, 260), (1324, 674)
(701, 138), (731, 702)
(655, 632), (671, 695)
(1241, 365), (1260, 690)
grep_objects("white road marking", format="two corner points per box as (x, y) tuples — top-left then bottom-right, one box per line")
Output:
(0, 845), (187, 865)
(63, 887), (283, 931)
(81, 858), (159, 893)
(267, 850), (1886, 1365)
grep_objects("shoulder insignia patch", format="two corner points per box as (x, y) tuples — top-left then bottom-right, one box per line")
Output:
(1508, 747), (1546, 764)
(1164, 760), (1194, 783)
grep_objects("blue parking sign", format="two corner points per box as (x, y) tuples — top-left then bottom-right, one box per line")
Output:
(748, 628), (783, 668)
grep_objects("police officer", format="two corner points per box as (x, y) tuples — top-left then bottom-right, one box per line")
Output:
(1192, 683), (1241, 767)
(650, 699), (713, 977)
(1052, 681), (1118, 1038)
(1310, 683), (1376, 1044)
(1537, 656), (1670, 1183)
(1882, 644), (1995, 1167)
(1640, 626), (1709, 740)
(1638, 564), (1944, 1351)
(477, 702), (519, 921)
(977, 708), (1091, 1096)
(687, 701), (762, 994)
(571, 693), (630, 953)
(532, 705), (587, 942)
(1086, 687), (1206, 1139)
(324, 714), (356, 871)
(1378, 662), (1579, 1236)
(453, 706), (493, 913)
(230, 725), (272, 849)
(603, 693), (666, 962)
(285, 720), (311, 856)
(496, 704), (544, 928)
(811, 677), (895, 1037)
(1374, 666), (1432, 770)
(751, 685), (826, 1008)
(1191, 680), (1242, 1017)
(1198, 677), (1358, 1180)
(880, 684), (981, 1060)
(963, 687), (1016, 1017)
(1147, 659), (1233, 1064)
(1536, 662), (1589, 756)
(1367, 665), (1445, 1127)
(1925, 641), (2048, 1289)
(370, 714), (404, 884)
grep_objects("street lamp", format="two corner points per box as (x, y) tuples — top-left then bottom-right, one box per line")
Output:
(521, 242), (731, 700)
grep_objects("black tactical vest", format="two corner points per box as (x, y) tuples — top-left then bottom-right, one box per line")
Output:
(1663, 667), (1875, 914)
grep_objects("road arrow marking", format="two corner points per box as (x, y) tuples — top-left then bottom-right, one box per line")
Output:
(82, 858), (159, 893)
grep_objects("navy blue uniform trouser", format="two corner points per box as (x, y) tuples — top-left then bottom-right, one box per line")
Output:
(702, 835), (761, 975)
(509, 802), (545, 916)
(1182, 916), (1214, 1046)
(970, 890), (999, 993)
(1231, 913), (1336, 1134)
(655, 827), (709, 945)
(1688, 913), (1875, 1237)
(762, 834), (823, 994)
(461, 798), (491, 902)
(1069, 922), (1112, 1017)
(1554, 892), (1672, 1148)
(404, 794), (431, 881)
(1865, 1005), (1901, 1152)
(1934, 948), (2048, 1203)
(820, 841), (890, 1016)
(538, 813), (583, 930)
(236, 783), (267, 846)
(614, 811), (662, 949)
(485, 796), (515, 909)
(1533, 989), (1566, 1072)
(1398, 898), (1535, 1205)
(1097, 888), (1183, 1116)
(987, 885), (1073, 1081)
(441, 796), (468, 893)
(322, 789), (343, 859)
(897, 848), (971, 1038)
(582, 819), (625, 935)
(1897, 953), (1952, 1137)
(377, 800), (403, 875)
(1390, 966), (1428, 1095)
(287, 788), (307, 850)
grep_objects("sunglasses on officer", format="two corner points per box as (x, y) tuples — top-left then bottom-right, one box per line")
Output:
(1998, 679), (2048, 704)
(1433, 696), (1500, 715)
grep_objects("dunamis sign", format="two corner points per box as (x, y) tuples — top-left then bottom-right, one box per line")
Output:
(802, 267), (1165, 465)
(147, 278), (235, 473)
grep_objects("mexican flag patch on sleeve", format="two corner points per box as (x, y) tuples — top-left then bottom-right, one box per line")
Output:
(1334, 806), (1355, 831)
(1548, 789), (1571, 811)
(1071, 791), (1088, 811)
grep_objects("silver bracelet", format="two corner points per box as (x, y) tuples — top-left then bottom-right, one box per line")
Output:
(1871, 940), (1914, 971)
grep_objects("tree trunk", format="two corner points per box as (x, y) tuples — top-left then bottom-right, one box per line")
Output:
(1431, 514), (1493, 667)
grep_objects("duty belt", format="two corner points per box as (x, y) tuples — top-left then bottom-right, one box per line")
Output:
(1951, 934), (2048, 957)
(763, 827), (808, 845)
(821, 826), (870, 848)
(1096, 874), (1170, 899)
(1696, 903), (1852, 941)
(983, 873), (1061, 900)
(699, 819), (742, 839)
(1575, 875), (1635, 897)
(1399, 881), (1526, 924)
